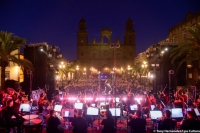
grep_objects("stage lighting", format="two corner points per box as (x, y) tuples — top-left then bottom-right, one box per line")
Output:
(123, 97), (127, 101)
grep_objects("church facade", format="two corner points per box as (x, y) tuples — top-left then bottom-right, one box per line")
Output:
(76, 17), (136, 75)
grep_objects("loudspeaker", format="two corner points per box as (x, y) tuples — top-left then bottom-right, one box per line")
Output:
(23, 45), (47, 93)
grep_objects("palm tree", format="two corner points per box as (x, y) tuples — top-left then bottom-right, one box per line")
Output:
(0, 31), (33, 89)
(170, 22), (200, 69)
(132, 62), (149, 79)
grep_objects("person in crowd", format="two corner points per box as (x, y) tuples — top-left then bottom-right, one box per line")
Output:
(72, 109), (88, 133)
(158, 110), (176, 130)
(181, 111), (200, 130)
(101, 110), (115, 133)
(128, 110), (146, 133)
(2, 99), (25, 133)
(46, 110), (63, 133)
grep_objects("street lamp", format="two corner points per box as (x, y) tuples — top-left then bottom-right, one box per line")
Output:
(121, 67), (124, 79)
(83, 67), (87, 79)
(98, 71), (101, 90)
(186, 62), (193, 85)
(142, 61), (148, 68)
(59, 62), (65, 87)
(127, 65), (131, 79)
(110, 43), (120, 127)
(141, 61), (148, 87)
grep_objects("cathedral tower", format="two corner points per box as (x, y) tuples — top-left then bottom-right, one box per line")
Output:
(124, 17), (136, 46)
(77, 17), (88, 45)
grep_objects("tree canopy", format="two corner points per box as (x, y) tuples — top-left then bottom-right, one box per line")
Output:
(170, 23), (200, 69)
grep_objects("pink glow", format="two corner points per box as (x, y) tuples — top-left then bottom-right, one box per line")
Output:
(99, 97), (105, 101)
(68, 97), (77, 100)
(123, 97), (127, 101)
(85, 97), (93, 100)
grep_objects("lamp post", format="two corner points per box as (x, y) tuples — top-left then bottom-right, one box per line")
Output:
(90, 67), (93, 77)
(59, 62), (65, 87)
(141, 61), (148, 87)
(121, 67), (124, 80)
(98, 71), (101, 92)
(83, 67), (87, 79)
(76, 65), (79, 79)
(127, 65), (131, 80)
(110, 43), (120, 127)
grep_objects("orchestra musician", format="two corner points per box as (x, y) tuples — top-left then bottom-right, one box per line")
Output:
(46, 110), (63, 133)
(128, 110), (146, 133)
(181, 111), (200, 130)
(158, 110), (176, 130)
(38, 93), (48, 113)
(101, 110), (115, 133)
(72, 109), (88, 133)
(2, 99), (25, 133)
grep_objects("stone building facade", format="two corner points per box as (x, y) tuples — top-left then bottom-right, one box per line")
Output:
(168, 11), (200, 86)
(76, 17), (136, 74)
(168, 11), (200, 43)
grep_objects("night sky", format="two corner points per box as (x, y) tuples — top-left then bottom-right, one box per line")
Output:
(0, 0), (200, 61)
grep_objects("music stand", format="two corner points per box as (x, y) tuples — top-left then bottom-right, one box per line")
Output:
(171, 108), (183, 120)
(194, 108), (200, 117)
(54, 105), (63, 112)
(109, 108), (121, 117)
(91, 103), (95, 107)
(62, 109), (74, 133)
(86, 107), (99, 133)
(150, 105), (155, 110)
(109, 108), (121, 129)
(130, 104), (137, 111)
(74, 102), (83, 110)
(150, 111), (162, 120)
(54, 105), (63, 117)
(19, 103), (32, 132)
(19, 103), (31, 113)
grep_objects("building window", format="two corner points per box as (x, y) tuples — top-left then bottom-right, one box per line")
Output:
(5, 71), (10, 80)
(182, 30), (186, 42)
